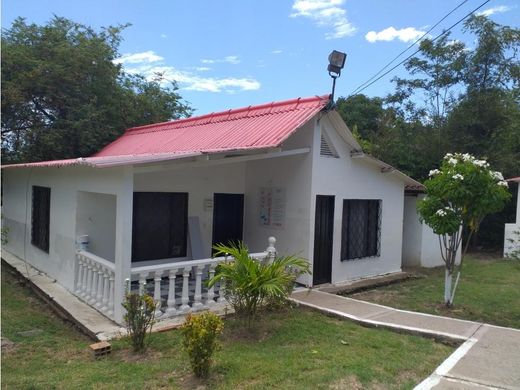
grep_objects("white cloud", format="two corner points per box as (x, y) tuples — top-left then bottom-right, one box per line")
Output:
(160, 33), (167, 39)
(201, 55), (241, 65)
(476, 5), (511, 17)
(290, 0), (356, 39)
(113, 51), (164, 65)
(117, 52), (259, 93)
(365, 27), (426, 43)
(271, 49), (283, 54)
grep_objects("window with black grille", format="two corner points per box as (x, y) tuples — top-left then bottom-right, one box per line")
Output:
(341, 199), (381, 260)
(131, 192), (188, 261)
(31, 186), (51, 252)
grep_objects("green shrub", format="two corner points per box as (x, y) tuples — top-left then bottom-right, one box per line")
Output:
(208, 242), (310, 327)
(181, 311), (224, 378)
(122, 288), (156, 352)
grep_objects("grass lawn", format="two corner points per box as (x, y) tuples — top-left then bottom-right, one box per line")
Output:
(1, 266), (453, 389)
(349, 255), (520, 329)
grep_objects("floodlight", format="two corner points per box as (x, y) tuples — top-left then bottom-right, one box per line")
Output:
(326, 50), (347, 107)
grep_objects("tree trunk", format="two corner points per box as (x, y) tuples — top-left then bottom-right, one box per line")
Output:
(444, 268), (453, 307)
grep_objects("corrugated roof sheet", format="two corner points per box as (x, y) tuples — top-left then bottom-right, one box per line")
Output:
(94, 95), (330, 157)
(2, 95), (329, 169)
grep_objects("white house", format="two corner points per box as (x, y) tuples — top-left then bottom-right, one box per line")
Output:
(1, 94), (441, 324)
(504, 177), (520, 257)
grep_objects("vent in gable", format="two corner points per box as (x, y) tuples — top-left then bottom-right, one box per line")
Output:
(320, 134), (338, 158)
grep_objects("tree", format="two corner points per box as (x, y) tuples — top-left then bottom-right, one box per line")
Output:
(417, 153), (510, 306)
(1, 16), (191, 163)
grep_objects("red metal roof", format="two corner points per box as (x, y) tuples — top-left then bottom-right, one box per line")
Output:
(2, 94), (329, 169)
(94, 95), (330, 157)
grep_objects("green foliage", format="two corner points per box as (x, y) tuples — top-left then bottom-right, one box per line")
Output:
(207, 242), (310, 327)
(418, 153), (511, 235)
(1, 16), (192, 163)
(122, 289), (156, 352)
(180, 311), (224, 378)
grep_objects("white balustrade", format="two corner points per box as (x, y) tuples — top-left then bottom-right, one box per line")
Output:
(75, 250), (116, 320)
(75, 238), (276, 322)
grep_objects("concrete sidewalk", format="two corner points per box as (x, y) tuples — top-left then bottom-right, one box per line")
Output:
(291, 289), (520, 390)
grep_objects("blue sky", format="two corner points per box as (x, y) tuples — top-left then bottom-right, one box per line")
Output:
(2, 0), (519, 116)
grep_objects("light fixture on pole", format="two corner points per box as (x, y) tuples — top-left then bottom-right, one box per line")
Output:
(327, 50), (347, 106)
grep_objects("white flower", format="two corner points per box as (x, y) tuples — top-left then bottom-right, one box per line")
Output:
(462, 153), (472, 161)
(444, 153), (453, 159)
(444, 206), (454, 212)
(452, 174), (464, 180)
(498, 181), (509, 187)
(491, 171), (504, 181)
(473, 159), (489, 168)
(436, 209), (447, 217)
(429, 169), (440, 177)
(448, 158), (458, 165)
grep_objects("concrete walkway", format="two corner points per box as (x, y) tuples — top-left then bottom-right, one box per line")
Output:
(291, 289), (520, 390)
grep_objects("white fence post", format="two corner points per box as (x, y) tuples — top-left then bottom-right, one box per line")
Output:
(266, 236), (277, 263)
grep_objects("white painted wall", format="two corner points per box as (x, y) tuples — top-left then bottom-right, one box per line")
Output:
(243, 121), (315, 285)
(504, 183), (520, 257)
(76, 191), (116, 261)
(133, 163), (246, 260)
(310, 113), (406, 283)
(402, 195), (422, 267)
(2, 166), (131, 291)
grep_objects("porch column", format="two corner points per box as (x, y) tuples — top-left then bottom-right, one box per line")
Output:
(113, 167), (133, 324)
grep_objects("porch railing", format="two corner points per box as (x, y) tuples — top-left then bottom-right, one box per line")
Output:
(74, 237), (276, 322)
(75, 250), (116, 319)
(130, 237), (276, 319)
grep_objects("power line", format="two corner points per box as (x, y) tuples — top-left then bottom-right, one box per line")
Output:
(347, 0), (491, 98)
(350, 0), (470, 96)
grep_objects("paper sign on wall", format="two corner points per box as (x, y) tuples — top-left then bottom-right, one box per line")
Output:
(259, 187), (286, 229)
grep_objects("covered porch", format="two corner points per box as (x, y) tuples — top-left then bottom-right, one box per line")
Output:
(72, 150), (301, 324)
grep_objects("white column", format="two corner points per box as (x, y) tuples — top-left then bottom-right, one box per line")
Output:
(154, 271), (163, 317)
(75, 255), (84, 294)
(89, 264), (99, 305)
(85, 260), (94, 300)
(206, 263), (217, 306)
(107, 275), (115, 317)
(113, 167), (134, 324)
(266, 236), (277, 263)
(192, 265), (204, 310)
(101, 270), (110, 312)
(165, 268), (178, 316)
(95, 267), (104, 308)
(81, 257), (89, 297)
(180, 266), (191, 313)
(139, 273), (148, 296)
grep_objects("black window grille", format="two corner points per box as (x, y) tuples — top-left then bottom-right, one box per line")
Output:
(131, 192), (188, 261)
(31, 186), (51, 252)
(341, 199), (381, 260)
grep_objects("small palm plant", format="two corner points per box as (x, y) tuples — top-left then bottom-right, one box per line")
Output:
(207, 241), (310, 327)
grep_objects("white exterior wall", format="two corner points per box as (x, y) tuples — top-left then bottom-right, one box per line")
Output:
(76, 191), (117, 261)
(2, 166), (131, 292)
(504, 183), (520, 257)
(243, 122), (315, 285)
(310, 115), (405, 283)
(133, 163), (246, 260)
(402, 195), (422, 267)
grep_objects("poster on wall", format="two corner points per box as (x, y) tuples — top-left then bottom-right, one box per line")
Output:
(259, 187), (286, 229)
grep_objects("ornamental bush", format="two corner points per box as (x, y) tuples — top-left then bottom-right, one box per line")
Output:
(207, 242), (310, 327)
(122, 286), (157, 352)
(181, 311), (224, 378)
(418, 152), (511, 306)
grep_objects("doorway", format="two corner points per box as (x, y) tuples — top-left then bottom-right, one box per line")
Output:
(313, 195), (335, 285)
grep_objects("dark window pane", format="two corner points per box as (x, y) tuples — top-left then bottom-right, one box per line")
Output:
(132, 192), (188, 261)
(341, 199), (381, 260)
(31, 186), (50, 252)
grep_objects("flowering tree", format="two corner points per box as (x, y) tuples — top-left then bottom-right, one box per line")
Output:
(418, 153), (511, 306)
